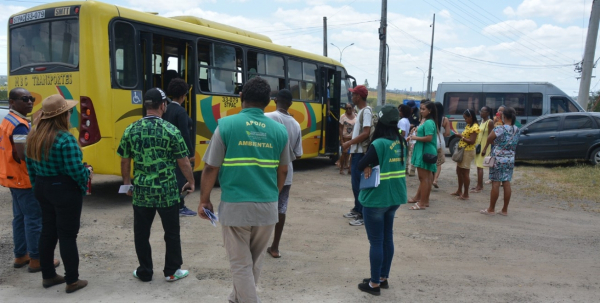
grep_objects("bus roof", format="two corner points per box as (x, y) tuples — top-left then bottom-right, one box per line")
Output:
(10, 0), (344, 67)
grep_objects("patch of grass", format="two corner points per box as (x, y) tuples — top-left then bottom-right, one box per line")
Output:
(519, 164), (600, 205)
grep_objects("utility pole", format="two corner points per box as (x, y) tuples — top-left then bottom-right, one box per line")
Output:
(377, 0), (387, 106)
(323, 17), (328, 57)
(426, 14), (435, 100)
(578, 0), (600, 110)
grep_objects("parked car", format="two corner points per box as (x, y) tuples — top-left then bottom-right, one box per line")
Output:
(0, 106), (9, 121)
(516, 112), (600, 164)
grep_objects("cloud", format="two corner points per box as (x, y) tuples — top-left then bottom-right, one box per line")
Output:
(504, 0), (590, 23)
(483, 20), (538, 36)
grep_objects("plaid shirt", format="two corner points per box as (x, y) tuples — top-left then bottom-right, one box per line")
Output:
(26, 131), (90, 195)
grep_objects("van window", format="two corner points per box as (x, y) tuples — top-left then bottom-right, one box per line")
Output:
(528, 93), (543, 116)
(444, 92), (481, 115)
(550, 97), (578, 113)
(563, 116), (593, 131)
(527, 116), (560, 133)
(595, 116), (600, 128)
(485, 93), (525, 116)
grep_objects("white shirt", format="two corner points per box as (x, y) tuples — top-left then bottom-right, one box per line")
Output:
(350, 106), (372, 153)
(397, 118), (410, 139)
(265, 110), (303, 185)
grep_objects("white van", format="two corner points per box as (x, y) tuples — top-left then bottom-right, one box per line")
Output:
(436, 82), (585, 154)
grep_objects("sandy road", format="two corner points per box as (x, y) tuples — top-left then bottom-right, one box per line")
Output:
(1, 157), (599, 303)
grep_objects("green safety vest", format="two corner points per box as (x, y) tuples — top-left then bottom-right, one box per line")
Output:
(359, 138), (407, 208)
(218, 107), (288, 202)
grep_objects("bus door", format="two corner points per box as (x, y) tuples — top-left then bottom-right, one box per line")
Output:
(140, 32), (197, 155)
(320, 67), (341, 156)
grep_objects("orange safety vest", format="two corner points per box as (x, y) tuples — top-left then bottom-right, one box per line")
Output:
(0, 112), (32, 189)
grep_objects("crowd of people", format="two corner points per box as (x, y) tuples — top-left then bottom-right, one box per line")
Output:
(336, 85), (520, 296)
(1, 80), (519, 300)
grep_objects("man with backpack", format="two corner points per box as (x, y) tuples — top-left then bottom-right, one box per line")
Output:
(341, 85), (372, 226)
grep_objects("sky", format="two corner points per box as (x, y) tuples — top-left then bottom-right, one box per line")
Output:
(0, 0), (596, 96)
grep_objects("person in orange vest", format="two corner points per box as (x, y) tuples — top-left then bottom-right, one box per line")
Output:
(0, 88), (60, 273)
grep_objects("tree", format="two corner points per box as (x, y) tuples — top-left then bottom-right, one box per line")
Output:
(589, 91), (600, 112)
(364, 79), (369, 88)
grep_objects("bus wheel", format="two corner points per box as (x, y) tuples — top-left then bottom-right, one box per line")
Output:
(449, 137), (461, 156)
(589, 147), (600, 165)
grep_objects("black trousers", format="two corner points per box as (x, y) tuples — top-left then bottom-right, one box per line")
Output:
(133, 204), (182, 281)
(34, 175), (82, 285)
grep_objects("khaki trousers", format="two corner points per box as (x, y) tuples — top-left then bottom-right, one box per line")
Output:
(222, 225), (275, 303)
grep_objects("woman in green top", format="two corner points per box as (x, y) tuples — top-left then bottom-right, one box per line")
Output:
(356, 106), (407, 296)
(408, 101), (438, 210)
(26, 95), (90, 293)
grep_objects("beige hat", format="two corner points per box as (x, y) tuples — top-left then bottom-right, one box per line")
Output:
(40, 94), (78, 120)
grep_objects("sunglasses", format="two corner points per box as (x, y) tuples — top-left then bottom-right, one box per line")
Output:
(463, 110), (471, 117)
(19, 96), (35, 102)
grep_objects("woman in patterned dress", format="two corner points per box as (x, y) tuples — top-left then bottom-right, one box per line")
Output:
(480, 107), (519, 216)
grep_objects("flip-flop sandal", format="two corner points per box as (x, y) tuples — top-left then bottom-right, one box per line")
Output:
(408, 198), (419, 203)
(432, 182), (439, 188)
(409, 204), (425, 210)
(456, 196), (469, 200)
(266, 247), (281, 258)
(479, 209), (495, 216)
(450, 192), (460, 196)
(469, 189), (482, 193)
(496, 212), (508, 216)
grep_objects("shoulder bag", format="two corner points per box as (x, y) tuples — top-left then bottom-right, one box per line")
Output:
(475, 120), (488, 154)
(452, 146), (464, 162)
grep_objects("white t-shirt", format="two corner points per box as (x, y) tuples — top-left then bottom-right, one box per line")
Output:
(350, 106), (372, 153)
(265, 110), (303, 185)
(397, 118), (410, 139)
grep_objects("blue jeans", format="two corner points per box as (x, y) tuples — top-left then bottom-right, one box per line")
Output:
(350, 153), (365, 216)
(11, 188), (42, 259)
(363, 205), (400, 284)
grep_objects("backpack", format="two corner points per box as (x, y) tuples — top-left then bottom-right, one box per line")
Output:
(355, 106), (378, 153)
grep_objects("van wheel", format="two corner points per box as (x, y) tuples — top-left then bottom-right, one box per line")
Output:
(590, 147), (600, 165)
(449, 137), (461, 156)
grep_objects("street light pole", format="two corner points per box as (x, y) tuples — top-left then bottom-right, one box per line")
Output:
(330, 43), (354, 63)
(416, 67), (425, 98)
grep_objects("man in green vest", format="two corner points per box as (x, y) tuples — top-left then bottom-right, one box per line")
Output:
(199, 77), (291, 303)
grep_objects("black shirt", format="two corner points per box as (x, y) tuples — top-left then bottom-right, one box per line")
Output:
(162, 102), (193, 157)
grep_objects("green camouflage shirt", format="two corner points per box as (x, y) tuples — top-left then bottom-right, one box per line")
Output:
(117, 117), (189, 208)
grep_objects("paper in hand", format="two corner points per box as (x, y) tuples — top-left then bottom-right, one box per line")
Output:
(203, 207), (219, 227)
(118, 185), (134, 194)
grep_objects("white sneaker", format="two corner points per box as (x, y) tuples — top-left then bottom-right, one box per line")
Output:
(165, 269), (189, 282)
(349, 218), (364, 226)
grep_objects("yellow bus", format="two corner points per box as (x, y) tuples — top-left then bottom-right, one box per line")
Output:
(8, 1), (355, 175)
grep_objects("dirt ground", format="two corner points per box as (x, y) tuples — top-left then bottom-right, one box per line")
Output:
(1, 156), (599, 303)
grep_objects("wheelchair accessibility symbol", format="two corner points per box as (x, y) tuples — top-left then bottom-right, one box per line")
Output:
(132, 91), (142, 104)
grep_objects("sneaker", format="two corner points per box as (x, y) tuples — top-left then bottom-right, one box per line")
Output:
(133, 270), (151, 282)
(179, 207), (197, 217)
(343, 210), (359, 218)
(362, 278), (389, 289)
(349, 218), (364, 226)
(358, 281), (380, 296)
(166, 269), (189, 282)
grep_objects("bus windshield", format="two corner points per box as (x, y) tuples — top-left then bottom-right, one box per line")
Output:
(10, 19), (79, 71)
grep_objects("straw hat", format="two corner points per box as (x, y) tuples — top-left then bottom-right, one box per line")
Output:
(40, 94), (78, 120)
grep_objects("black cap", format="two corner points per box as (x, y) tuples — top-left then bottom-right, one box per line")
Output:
(144, 88), (167, 105)
(378, 105), (400, 126)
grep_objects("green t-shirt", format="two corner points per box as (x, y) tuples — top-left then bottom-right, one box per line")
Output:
(359, 138), (407, 208)
(117, 117), (189, 207)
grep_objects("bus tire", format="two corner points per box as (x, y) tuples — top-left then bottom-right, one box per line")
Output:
(449, 137), (461, 156)
(589, 147), (600, 165)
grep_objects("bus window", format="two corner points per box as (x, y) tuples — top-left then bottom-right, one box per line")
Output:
(112, 22), (137, 88)
(198, 41), (243, 94)
(11, 19), (79, 70)
(528, 93), (543, 116)
(444, 92), (481, 115)
(288, 59), (317, 101)
(247, 51), (285, 97)
(551, 97), (578, 113)
(504, 93), (526, 116)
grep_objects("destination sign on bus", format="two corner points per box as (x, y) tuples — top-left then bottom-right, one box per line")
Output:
(12, 10), (46, 24)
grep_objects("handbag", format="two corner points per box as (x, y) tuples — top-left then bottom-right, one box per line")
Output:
(422, 133), (438, 164)
(475, 144), (481, 154)
(452, 146), (465, 162)
(483, 156), (495, 167)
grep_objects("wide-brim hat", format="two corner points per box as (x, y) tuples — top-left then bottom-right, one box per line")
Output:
(40, 94), (78, 120)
